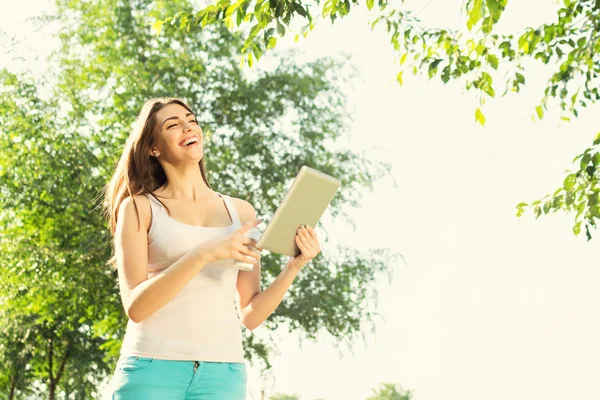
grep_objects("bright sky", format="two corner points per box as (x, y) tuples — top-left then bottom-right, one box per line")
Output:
(3, 1), (600, 400)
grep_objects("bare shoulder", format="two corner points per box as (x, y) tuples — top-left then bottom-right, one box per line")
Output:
(230, 197), (257, 224)
(120, 194), (152, 232)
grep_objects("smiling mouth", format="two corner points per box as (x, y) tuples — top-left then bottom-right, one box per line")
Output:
(179, 136), (200, 147)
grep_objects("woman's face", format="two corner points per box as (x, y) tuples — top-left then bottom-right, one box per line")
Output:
(151, 103), (203, 161)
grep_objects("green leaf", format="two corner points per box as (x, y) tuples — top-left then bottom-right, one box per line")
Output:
(300, 23), (309, 37)
(536, 105), (544, 119)
(276, 20), (285, 36)
(236, 8), (243, 26)
(486, 0), (503, 22)
(152, 20), (164, 36)
(400, 53), (407, 65)
(180, 14), (189, 29)
(486, 53), (499, 69)
(543, 200), (551, 214)
(593, 132), (600, 145)
(294, 3), (308, 17)
(563, 173), (577, 191)
(566, 190), (575, 206)
(467, 0), (483, 31)
(475, 107), (486, 126)
(576, 201), (587, 220)
(441, 65), (450, 83)
(580, 153), (591, 169)
(516, 201), (528, 217)
(366, 0), (375, 10)
(248, 23), (261, 39)
(253, 44), (262, 61)
(396, 71), (403, 86)
(585, 165), (594, 178)
(428, 59), (443, 78)
(573, 221), (582, 235)
(483, 83), (495, 97)
(515, 72), (525, 84)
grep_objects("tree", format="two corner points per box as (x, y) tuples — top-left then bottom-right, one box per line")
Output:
(0, 0), (399, 397)
(0, 71), (115, 399)
(155, 0), (600, 240)
(367, 382), (413, 400)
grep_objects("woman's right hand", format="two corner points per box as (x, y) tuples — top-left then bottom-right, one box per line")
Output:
(197, 219), (263, 264)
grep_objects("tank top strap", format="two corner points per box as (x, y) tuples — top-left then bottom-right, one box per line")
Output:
(218, 193), (241, 227)
(145, 193), (163, 216)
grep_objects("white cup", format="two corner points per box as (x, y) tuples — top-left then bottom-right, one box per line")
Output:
(234, 227), (262, 271)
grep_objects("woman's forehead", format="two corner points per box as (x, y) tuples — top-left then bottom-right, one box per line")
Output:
(157, 103), (190, 119)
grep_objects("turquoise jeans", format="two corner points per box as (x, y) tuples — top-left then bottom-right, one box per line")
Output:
(104, 355), (247, 399)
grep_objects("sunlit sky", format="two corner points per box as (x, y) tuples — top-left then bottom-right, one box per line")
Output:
(2, 1), (600, 399)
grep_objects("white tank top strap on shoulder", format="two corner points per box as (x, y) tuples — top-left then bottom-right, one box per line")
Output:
(145, 193), (162, 223)
(219, 193), (241, 228)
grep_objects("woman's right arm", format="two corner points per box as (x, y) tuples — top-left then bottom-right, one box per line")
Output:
(115, 195), (215, 323)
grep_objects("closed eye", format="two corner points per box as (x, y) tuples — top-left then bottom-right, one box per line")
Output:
(168, 120), (197, 129)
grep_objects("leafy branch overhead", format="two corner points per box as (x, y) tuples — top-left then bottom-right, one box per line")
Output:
(156, 0), (600, 239)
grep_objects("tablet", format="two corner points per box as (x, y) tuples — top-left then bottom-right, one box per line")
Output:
(255, 166), (341, 257)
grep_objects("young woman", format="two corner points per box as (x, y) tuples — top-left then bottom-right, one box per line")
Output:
(102, 97), (321, 399)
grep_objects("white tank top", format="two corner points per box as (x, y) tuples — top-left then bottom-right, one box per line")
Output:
(119, 192), (245, 363)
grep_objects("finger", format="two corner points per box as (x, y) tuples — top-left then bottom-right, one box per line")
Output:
(298, 226), (316, 248)
(245, 243), (259, 255)
(240, 251), (260, 262)
(235, 249), (259, 263)
(243, 237), (258, 247)
(238, 219), (263, 234)
(235, 242), (261, 259)
(248, 245), (261, 259)
(305, 225), (318, 240)
(296, 229), (311, 251)
(295, 233), (306, 252)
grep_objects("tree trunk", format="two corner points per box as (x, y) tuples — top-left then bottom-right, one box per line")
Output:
(46, 334), (72, 400)
(9, 374), (15, 400)
(49, 382), (56, 400)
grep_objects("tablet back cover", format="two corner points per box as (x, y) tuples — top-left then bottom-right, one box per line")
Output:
(257, 166), (341, 257)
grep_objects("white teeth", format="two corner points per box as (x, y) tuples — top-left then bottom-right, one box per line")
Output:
(181, 137), (198, 146)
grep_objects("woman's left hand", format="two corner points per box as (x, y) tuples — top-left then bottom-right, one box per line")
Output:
(288, 224), (321, 272)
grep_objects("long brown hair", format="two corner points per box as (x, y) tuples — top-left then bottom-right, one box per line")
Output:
(101, 97), (212, 270)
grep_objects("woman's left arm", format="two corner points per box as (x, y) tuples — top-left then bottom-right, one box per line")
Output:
(234, 199), (321, 331)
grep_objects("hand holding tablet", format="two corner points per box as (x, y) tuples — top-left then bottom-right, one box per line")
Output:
(242, 166), (341, 259)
